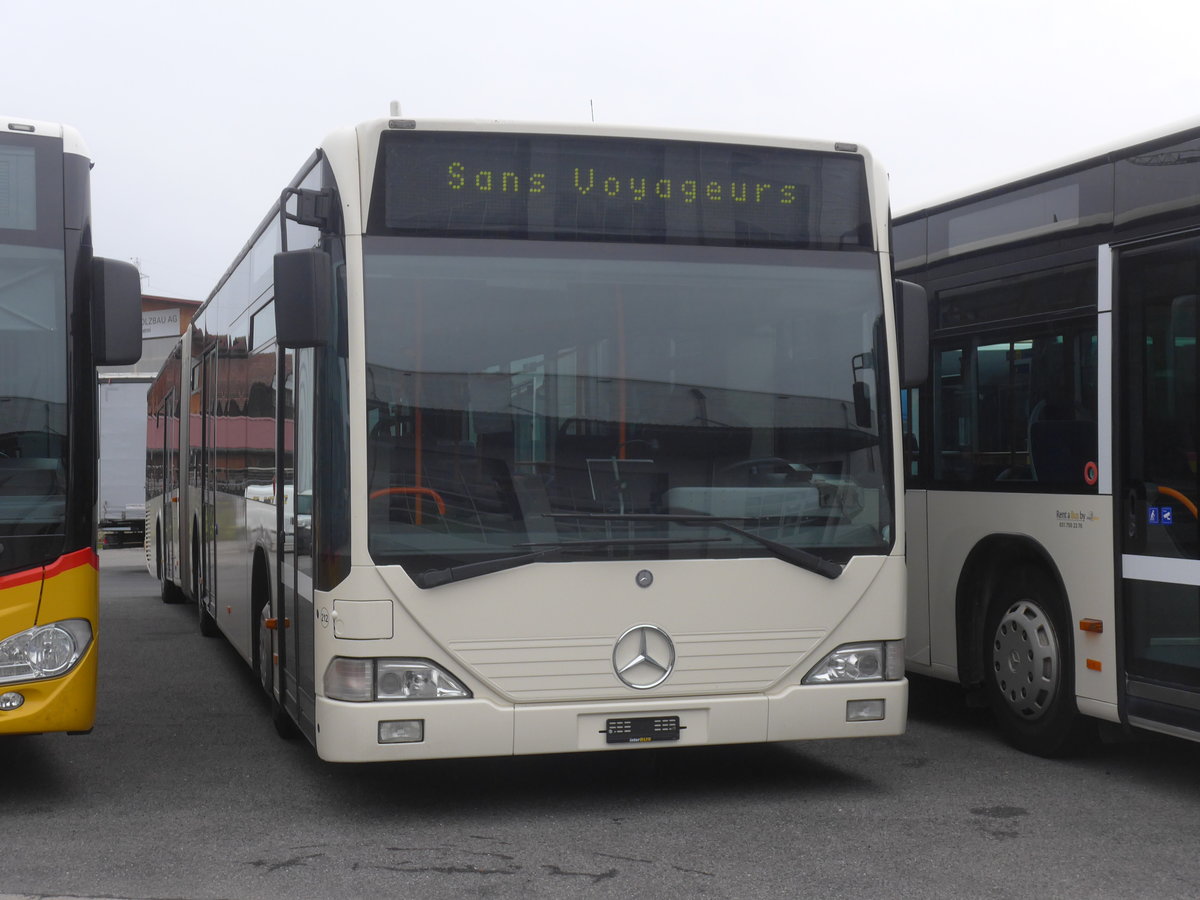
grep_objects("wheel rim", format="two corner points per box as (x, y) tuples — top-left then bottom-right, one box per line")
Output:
(991, 599), (1060, 720)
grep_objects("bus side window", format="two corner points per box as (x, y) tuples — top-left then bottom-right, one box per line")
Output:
(1026, 331), (1096, 484)
(933, 346), (969, 482)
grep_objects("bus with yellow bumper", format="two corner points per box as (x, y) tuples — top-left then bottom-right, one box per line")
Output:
(0, 116), (141, 734)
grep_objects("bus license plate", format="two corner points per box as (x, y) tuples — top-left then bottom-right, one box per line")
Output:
(605, 716), (681, 744)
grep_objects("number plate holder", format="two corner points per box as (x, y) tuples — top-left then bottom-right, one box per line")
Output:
(603, 715), (682, 744)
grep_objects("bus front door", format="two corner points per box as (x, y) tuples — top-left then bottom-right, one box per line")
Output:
(1117, 235), (1200, 739)
(279, 345), (316, 741)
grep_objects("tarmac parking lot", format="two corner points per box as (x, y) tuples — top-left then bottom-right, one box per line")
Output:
(1, 547), (1197, 900)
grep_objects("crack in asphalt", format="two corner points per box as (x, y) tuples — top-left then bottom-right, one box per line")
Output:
(245, 852), (325, 873)
(540, 864), (619, 883)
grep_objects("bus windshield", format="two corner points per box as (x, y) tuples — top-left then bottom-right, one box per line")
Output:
(0, 245), (68, 575)
(363, 238), (891, 581)
(0, 133), (69, 576)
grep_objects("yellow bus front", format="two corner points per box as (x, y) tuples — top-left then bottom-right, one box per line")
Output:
(0, 549), (99, 735)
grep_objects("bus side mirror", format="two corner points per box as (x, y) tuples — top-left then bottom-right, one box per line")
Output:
(896, 279), (928, 389)
(274, 248), (331, 348)
(92, 257), (142, 366)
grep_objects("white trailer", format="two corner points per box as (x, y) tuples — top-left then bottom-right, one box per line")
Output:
(98, 374), (152, 547)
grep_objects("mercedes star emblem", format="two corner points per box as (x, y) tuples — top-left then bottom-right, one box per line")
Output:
(612, 624), (675, 690)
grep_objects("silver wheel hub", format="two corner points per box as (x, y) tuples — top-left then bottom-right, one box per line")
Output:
(991, 599), (1060, 720)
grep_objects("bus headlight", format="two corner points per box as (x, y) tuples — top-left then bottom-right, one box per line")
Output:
(802, 640), (904, 684)
(323, 657), (471, 702)
(376, 660), (470, 701)
(0, 620), (93, 685)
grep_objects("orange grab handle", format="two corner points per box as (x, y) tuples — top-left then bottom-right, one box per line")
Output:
(1157, 486), (1199, 520)
(368, 486), (447, 514)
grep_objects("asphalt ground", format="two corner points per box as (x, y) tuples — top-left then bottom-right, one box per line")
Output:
(1, 547), (1197, 900)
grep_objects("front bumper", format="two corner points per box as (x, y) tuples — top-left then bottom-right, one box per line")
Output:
(313, 679), (907, 763)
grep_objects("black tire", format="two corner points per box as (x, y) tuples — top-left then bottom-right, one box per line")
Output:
(198, 596), (220, 637)
(981, 566), (1094, 757)
(161, 578), (185, 603)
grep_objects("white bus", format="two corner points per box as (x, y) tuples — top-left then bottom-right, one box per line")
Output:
(897, 119), (1200, 755)
(146, 114), (924, 762)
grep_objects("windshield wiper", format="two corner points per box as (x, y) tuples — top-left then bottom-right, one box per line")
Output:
(546, 512), (843, 580)
(414, 536), (728, 589)
(415, 549), (554, 588)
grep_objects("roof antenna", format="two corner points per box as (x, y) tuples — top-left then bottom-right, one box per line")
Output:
(390, 100), (402, 117)
(590, 99), (595, 123)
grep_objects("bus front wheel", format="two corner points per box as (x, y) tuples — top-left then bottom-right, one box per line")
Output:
(981, 567), (1092, 757)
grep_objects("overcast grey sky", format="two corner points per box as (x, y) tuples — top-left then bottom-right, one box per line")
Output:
(7, 0), (1200, 300)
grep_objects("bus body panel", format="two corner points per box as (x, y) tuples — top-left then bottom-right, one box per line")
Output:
(908, 490), (1117, 710)
(315, 679), (908, 763)
(904, 490), (931, 667)
(0, 571), (43, 645)
(0, 642), (97, 735)
(310, 556), (905, 761)
(0, 550), (99, 735)
(369, 554), (903, 703)
(211, 473), (253, 663)
(1077, 696), (1119, 723)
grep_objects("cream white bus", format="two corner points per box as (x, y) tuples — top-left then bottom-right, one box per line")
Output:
(897, 120), (1200, 755)
(146, 113), (924, 762)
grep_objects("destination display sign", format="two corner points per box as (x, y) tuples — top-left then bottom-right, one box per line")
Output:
(370, 130), (871, 250)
